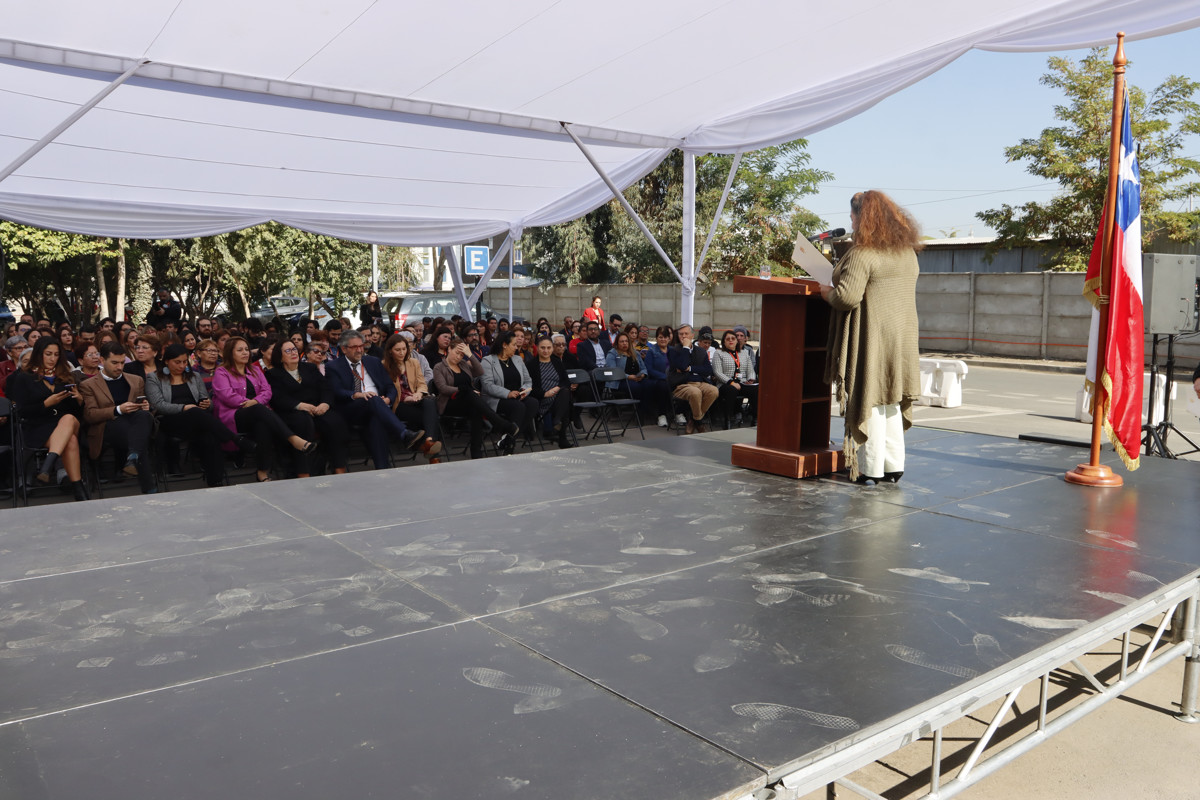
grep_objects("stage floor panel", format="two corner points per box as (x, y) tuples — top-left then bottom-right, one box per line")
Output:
(332, 470), (911, 618)
(485, 509), (1198, 774)
(0, 536), (464, 723)
(0, 486), (320, 582)
(240, 442), (738, 535)
(0, 621), (764, 800)
(0, 426), (1195, 799)
(929, 454), (1200, 567)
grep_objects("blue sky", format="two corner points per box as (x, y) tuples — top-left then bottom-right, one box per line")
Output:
(801, 27), (1200, 238)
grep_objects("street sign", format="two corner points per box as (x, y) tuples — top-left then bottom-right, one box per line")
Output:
(464, 246), (490, 276)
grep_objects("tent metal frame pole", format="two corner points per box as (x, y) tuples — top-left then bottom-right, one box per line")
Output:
(508, 242), (514, 321)
(681, 152), (697, 325)
(561, 122), (683, 284)
(445, 246), (471, 319)
(0, 59), (148, 185)
(467, 230), (517, 309)
(371, 244), (379, 292)
(696, 151), (742, 278)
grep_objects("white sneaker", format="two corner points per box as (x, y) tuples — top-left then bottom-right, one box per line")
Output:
(674, 413), (687, 426)
(657, 415), (668, 427)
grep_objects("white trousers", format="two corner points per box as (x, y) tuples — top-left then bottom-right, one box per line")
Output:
(858, 403), (904, 478)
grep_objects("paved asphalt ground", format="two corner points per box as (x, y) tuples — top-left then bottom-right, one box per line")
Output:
(6, 357), (1198, 798)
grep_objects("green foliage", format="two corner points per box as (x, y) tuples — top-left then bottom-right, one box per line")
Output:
(521, 140), (831, 285)
(978, 48), (1200, 270)
(1, 219), (395, 325)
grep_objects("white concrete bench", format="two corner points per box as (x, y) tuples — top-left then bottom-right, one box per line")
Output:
(917, 358), (968, 408)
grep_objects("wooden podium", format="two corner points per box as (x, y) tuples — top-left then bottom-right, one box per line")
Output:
(729, 276), (844, 479)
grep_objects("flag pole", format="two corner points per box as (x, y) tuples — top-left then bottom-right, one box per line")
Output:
(1066, 32), (1126, 488)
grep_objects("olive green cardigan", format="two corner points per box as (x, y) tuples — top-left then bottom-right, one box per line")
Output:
(823, 245), (921, 478)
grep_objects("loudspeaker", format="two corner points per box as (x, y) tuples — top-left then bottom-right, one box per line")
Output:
(1142, 253), (1197, 334)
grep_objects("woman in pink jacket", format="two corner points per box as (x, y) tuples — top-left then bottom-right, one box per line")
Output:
(212, 336), (315, 482)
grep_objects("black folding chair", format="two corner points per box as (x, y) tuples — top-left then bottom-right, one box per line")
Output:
(0, 398), (17, 507)
(591, 366), (645, 441)
(564, 368), (611, 444)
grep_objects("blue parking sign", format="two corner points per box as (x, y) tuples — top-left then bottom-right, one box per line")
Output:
(464, 246), (490, 276)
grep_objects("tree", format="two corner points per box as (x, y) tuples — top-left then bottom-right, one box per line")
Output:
(521, 140), (831, 285)
(978, 48), (1200, 270)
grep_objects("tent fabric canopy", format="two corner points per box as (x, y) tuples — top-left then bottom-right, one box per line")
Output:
(1, 0), (1198, 245)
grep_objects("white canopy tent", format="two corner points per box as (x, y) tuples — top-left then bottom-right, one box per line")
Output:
(2, 0), (1199, 320)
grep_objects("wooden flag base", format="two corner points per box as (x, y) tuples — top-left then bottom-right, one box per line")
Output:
(1065, 462), (1123, 487)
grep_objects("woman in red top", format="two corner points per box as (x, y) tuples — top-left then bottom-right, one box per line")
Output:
(582, 295), (604, 327)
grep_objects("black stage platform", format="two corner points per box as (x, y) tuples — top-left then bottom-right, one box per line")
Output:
(0, 424), (1197, 799)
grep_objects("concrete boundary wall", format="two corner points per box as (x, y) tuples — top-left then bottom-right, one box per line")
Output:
(484, 274), (1200, 369)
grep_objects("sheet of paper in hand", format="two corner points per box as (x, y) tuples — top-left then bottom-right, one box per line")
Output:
(791, 233), (834, 286)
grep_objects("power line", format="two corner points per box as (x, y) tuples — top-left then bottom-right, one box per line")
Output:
(821, 182), (1057, 193)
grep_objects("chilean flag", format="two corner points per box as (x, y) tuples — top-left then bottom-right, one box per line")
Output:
(1084, 89), (1143, 470)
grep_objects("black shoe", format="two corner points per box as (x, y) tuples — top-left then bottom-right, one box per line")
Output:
(403, 429), (427, 450)
(497, 433), (516, 455)
(234, 434), (258, 453)
(884, 471), (904, 483)
(71, 480), (90, 502)
(572, 416), (584, 431)
(854, 475), (884, 485)
(557, 435), (575, 449)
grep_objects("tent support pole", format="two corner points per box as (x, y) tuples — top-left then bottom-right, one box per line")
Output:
(467, 230), (518, 310)
(445, 247), (471, 319)
(371, 244), (379, 292)
(681, 152), (697, 326)
(696, 152), (741, 277)
(561, 122), (683, 284)
(0, 59), (148, 185)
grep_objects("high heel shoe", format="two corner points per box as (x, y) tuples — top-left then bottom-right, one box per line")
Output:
(883, 471), (904, 483)
(71, 480), (89, 501)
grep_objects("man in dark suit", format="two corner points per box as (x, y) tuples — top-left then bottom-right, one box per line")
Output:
(575, 322), (607, 372)
(326, 330), (430, 469)
(79, 341), (156, 493)
(598, 313), (622, 352)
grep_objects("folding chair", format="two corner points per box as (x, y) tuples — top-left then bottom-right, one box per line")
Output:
(564, 368), (612, 444)
(0, 398), (17, 507)
(591, 366), (645, 441)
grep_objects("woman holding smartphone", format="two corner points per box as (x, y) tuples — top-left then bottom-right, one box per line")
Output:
(6, 337), (88, 499)
(480, 330), (536, 455)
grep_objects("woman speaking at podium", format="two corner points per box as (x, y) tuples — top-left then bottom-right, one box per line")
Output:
(820, 190), (921, 484)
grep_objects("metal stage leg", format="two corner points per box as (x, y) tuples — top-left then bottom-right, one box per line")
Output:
(1177, 592), (1199, 724)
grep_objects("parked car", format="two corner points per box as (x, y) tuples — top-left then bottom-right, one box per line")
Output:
(250, 296), (308, 322)
(381, 293), (523, 329)
(0, 301), (15, 329)
(288, 298), (359, 331)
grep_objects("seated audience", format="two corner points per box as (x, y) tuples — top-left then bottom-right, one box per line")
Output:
(382, 333), (442, 463)
(480, 330), (537, 454)
(79, 341), (157, 494)
(712, 329), (758, 424)
(212, 336), (316, 482)
(267, 339), (351, 476)
(526, 335), (573, 448)
(147, 343), (252, 487)
(124, 332), (161, 379)
(71, 341), (103, 384)
(435, 337), (517, 459)
(670, 325), (719, 433)
(326, 330), (429, 469)
(6, 337), (87, 499)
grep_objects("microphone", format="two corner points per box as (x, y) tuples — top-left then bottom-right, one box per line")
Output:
(807, 227), (846, 242)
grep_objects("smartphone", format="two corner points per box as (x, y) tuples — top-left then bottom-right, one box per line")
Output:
(136, 395), (147, 402)
(60, 384), (76, 391)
